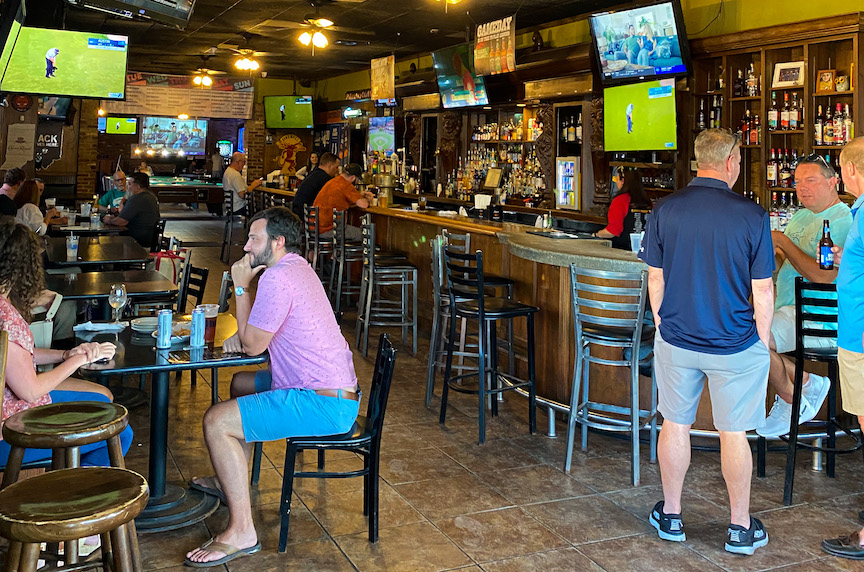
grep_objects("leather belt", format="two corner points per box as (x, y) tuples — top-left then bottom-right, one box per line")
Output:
(314, 388), (360, 401)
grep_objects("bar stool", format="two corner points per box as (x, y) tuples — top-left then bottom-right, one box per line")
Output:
(439, 248), (537, 444)
(355, 221), (418, 357)
(564, 266), (657, 487)
(756, 277), (863, 505)
(0, 466), (148, 572)
(329, 210), (364, 315)
(303, 205), (333, 283)
(220, 188), (245, 264)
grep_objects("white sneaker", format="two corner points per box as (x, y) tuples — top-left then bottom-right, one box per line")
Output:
(757, 395), (814, 438)
(803, 374), (830, 418)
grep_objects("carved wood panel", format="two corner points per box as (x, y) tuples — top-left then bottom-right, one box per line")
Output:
(439, 111), (462, 177)
(535, 103), (555, 193)
(589, 94), (611, 215)
(405, 113), (422, 167)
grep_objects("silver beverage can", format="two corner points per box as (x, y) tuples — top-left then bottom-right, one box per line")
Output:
(156, 309), (173, 349)
(190, 308), (205, 347)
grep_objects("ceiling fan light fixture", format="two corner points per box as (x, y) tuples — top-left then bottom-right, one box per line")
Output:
(298, 32), (312, 46)
(313, 17), (334, 28)
(312, 31), (328, 48)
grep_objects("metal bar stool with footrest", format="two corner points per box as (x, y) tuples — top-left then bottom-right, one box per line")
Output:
(220, 188), (245, 264)
(329, 209), (364, 316)
(757, 277), (863, 505)
(439, 248), (538, 444)
(303, 205), (333, 285)
(564, 266), (658, 487)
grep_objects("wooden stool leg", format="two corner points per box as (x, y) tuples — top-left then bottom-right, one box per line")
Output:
(107, 435), (127, 469)
(4, 541), (22, 572)
(110, 524), (133, 572)
(126, 520), (143, 572)
(17, 543), (39, 572)
(1, 447), (24, 489)
(65, 447), (81, 469)
(100, 532), (113, 572)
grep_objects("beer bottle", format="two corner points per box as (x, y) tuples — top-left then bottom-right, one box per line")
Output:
(819, 219), (834, 270)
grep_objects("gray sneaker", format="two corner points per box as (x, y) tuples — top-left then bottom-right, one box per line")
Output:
(803, 374), (830, 416)
(757, 395), (815, 439)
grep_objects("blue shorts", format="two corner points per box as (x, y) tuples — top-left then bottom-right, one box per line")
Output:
(237, 370), (361, 443)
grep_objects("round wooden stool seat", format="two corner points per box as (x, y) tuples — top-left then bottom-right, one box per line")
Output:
(2, 402), (128, 449)
(0, 467), (148, 543)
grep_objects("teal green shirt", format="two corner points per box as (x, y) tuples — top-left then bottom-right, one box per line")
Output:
(775, 201), (853, 310)
(99, 187), (126, 208)
(624, 35), (640, 55)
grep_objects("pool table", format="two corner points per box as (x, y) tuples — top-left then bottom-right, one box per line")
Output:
(149, 176), (223, 205)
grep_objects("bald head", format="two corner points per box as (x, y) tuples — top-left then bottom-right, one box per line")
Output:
(230, 152), (247, 169)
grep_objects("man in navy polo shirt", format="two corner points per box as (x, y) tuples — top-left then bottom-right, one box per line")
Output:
(822, 137), (864, 561)
(639, 128), (775, 555)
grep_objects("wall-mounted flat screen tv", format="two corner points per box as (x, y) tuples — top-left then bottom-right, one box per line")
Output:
(106, 116), (137, 134)
(432, 43), (488, 109)
(68, 0), (196, 30)
(604, 79), (677, 151)
(589, 0), (690, 86)
(368, 116), (395, 154)
(37, 96), (72, 119)
(141, 116), (208, 155)
(0, 26), (128, 99)
(263, 96), (314, 129)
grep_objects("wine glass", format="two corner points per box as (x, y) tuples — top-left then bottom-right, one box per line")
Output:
(108, 283), (127, 325)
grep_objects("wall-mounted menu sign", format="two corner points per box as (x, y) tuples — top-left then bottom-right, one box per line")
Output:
(371, 55), (395, 100)
(102, 72), (254, 119)
(474, 15), (516, 76)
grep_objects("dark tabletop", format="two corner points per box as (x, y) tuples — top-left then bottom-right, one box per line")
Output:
(79, 313), (268, 375)
(45, 236), (152, 268)
(48, 223), (123, 237)
(45, 270), (177, 301)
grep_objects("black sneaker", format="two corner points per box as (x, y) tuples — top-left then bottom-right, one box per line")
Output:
(649, 501), (685, 542)
(725, 516), (769, 555)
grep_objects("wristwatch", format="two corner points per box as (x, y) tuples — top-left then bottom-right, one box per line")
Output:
(234, 286), (246, 297)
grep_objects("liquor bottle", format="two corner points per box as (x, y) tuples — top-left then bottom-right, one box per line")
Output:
(566, 116), (576, 142)
(815, 104), (824, 146)
(819, 220), (834, 270)
(751, 114), (761, 145)
(714, 96), (723, 128)
(768, 92), (779, 130)
(789, 93), (799, 130)
(844, 103), (854, 143)
(836, 103), (845, 144)
(778, 193), (789, 231)
(734, 69), (745, 97)
(747, 63), (759, 96)
(779, 149), (792, 188)
(767, 148), (778, 187)
(824, 105), (835, 145)
(709, 108), (715, 130)
(781, 92), (790, 130)
(769, 191), (780, 230)
(697, 99), (707, 130)
(576, 112), (583, 142)
(741, 109), (750, 141)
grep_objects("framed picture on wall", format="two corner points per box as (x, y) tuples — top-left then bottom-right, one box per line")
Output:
(772, 61), (805, 88)
(816, 69), (836, 92)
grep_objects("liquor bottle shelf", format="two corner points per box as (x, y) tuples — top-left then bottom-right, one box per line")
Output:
(814, 90), (854, 97)
(771, 86), (805, 92)
(645, 186), (674, 193)
(812, 145), (847, 150)
(740, 144), (762, 149)
(730, 96), (762, 101)
(768, 130), (805, 135)
(609, 161), (674, 169)
(470, 139), (539, 145)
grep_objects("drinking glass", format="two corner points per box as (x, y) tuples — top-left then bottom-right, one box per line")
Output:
(108, 283), (127, 324)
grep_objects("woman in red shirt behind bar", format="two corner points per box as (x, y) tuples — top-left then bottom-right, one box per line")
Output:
(595, 168), (652, 250)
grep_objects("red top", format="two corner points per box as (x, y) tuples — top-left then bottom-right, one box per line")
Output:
(0, 296), (51, 426)
(605, 193), (631, 237)
(313, 176), (363, 234)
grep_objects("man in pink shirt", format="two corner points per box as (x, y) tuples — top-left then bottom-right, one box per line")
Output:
(185, 207), (360, 567)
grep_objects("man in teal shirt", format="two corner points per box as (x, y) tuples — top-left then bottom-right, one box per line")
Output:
(758, 157), (852, 438)
(98, 169), (127, 213)
(822, 138), (864, 560)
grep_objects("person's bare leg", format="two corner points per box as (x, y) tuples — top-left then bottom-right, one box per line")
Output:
(186, 401), (257, 563)
(768, 351), (809, 404)
(719, 430), (751, 528)
(659, 420), (691, 514)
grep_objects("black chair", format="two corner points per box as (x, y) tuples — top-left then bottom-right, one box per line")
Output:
(221, 188), (246, 263)
(150, 218), (166, 253)
(249, 333), (397, 551)
(328, 210), (363, 315)
(177, 264), (209, 313)
(758, 277), (864, 505)
(439, 248), (537, 444)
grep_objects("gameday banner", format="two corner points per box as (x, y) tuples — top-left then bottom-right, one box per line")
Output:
(474, 15), (516, 76)
(35, 120), (63, 170)
(371, 55), (395, 101)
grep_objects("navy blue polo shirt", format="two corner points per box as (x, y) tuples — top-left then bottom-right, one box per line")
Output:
(638, 177), (775, 354)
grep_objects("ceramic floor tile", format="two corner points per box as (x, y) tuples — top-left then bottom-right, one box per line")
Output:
(478, 547), (604, 572)
(379, 446), (473, 485)
(302, 482), (425, 536)
(203, 499), (326, 549)
(395, 473), (513, 520)
(138, 523), (211, 570)
(577, 534), (725, 571)
(603, 484), (728, 525)
(336, 521), (471, 572)
(522, 495), (652, 545)
(439, 440), (545, 473)
(434, 507), (568, 562)
(476, 464), (594, 505)
(225, 538), (355, 572)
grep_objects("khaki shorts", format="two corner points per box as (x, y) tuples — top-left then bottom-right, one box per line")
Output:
(838, 348), (864, 416)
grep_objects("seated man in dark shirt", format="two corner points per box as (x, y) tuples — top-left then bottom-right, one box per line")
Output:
(292, 152), (339, 219)
(0, 168), (26, 217)
(103, 172), (161, 248)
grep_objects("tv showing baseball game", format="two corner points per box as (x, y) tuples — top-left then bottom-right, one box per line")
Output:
(589, 0), (690, 86)
(106, 117), (138, 135)
(263, 96), (314, 129)
(604, 79), (677, 151)
(0, 26), (128, 99)
(368, 116), (395, 154)
(141, 116), (207, 155)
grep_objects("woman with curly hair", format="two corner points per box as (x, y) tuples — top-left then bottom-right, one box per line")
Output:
(13, 179), (66, 235)
(0, 218), (133, 466)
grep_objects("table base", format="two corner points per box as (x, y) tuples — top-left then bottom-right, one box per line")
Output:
(136, 484), (219, 533)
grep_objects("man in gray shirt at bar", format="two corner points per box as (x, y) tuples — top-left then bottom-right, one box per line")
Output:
(103, 172), (160, 248)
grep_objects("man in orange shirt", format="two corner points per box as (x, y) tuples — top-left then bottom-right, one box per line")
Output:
(312, 163), (374, 241)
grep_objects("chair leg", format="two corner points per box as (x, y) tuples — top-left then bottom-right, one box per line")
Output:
(564, 338), (584, 473)
(506, 284), (515, 375)
(401, 277), (409, 348)
(630, 346), (640, 487)
(368, 449), (380, 543)
(1, 446), (24, 489)
(109, 523), (134, 572)
(477, 313), (487, 445)
(360, 273), (374, 357)
(440, 306), (458, 426)
(250, 442), (263, 486)
(211, 367), (219, 405)
(18, 543), (40, 572)
(783, 354), (806, 505)
(527, 314), (537, 435)
(580, 345), (591, 452)
(756, 437), (767, 478)
(489, 320), (499, 418)
(426, 299), (442, 407)
(827, 359), (838, 478)
(649, 365), (658, 464)
(411, 269), (418, 356)
(6, 541), (21, 572)
(355, 268), (368, 349)
(317, 449), (325, 470)
(278, 443), (299, 553)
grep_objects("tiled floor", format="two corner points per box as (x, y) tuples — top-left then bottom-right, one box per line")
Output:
(123, 211), (864, 571)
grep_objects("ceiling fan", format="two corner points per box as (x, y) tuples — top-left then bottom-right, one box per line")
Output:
(187, 53), (226, 76)
(256, 0), (375, 38)
(216, 32), (278, 58)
